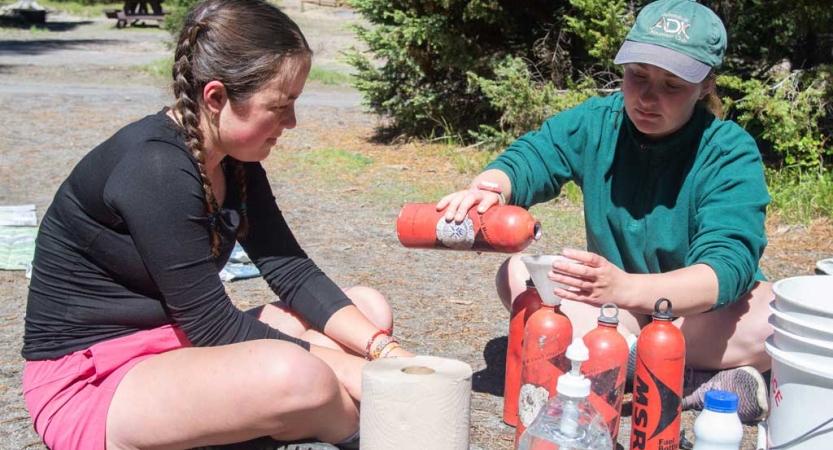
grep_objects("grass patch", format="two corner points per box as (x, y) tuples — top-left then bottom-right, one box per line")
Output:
(27, 24), (51, 33)
(138, 60), (352, 85)
(307, 67), (352, 86)
(139, 57), (173, 78)
(299, 148), (373, 172)
(767, 167), (833, 224)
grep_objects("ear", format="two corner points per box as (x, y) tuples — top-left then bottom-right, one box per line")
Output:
(203, 80), (228, 117)
(699, 77), (716, 101)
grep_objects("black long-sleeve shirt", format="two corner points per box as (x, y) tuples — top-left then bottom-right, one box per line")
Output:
(23, 109), (353, 360)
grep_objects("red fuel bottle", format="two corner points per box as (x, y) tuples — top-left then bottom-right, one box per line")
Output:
(503, 279), (543, 427)
(630, 299), (685, 450)
(515, 293), (573, 445)
(582, 303), (629, 443)
(396, 203), (541, 253)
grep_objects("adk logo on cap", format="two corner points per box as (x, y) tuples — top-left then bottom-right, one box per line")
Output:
(651, 13), (692, 42)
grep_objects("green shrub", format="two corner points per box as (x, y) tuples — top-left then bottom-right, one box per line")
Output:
(162, 0), (197, 38)
(718, 71), (831, 172)
(307, 66), (352, 86)
(345, 0), (574, 140)
(467, 56), (599, 150)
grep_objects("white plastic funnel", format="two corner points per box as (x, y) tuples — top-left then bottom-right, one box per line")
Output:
(521, 254), (575, 306)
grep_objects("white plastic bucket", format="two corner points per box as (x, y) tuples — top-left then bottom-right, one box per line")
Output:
(765, 339), (833, 449)
(769, 315), (833, 363)
(766, 276), (833, 449)
(772, 276), (833, 328)
(770, 301), (833, 342)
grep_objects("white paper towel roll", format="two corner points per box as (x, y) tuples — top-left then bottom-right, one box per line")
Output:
(361, 355), (472, 450)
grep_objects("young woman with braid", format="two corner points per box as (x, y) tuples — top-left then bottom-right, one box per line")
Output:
(21, 1), (409, 449)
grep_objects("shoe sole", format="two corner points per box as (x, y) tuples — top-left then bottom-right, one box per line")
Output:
(737, 365), (769, 422)
(277, 444), (340, 450)
(194, 441), (339, 450)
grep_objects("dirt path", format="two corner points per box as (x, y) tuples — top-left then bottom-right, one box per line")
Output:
(1, 2), (830, 449)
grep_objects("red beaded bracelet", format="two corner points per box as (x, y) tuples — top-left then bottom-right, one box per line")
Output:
(364, 329), (391, 360)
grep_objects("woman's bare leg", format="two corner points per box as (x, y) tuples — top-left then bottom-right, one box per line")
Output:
(676, 281), (773, 371)
(106, 340), (359, 450)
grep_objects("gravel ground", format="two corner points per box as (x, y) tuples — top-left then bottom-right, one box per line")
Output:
(1, 2), (831, 450)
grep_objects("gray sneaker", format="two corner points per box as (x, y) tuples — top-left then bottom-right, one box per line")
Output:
(681, 366), (769, 423)
(279, 444), (340, 450)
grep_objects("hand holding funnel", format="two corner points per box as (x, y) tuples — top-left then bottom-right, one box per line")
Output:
(521, 254), (578, 306)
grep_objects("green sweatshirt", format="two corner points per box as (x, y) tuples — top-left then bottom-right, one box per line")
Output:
(486, 92), (769, 309)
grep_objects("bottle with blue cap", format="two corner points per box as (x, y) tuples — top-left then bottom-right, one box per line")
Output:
(692, 390), (743, 450)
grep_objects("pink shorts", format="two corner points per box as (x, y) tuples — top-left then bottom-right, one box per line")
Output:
(23, 325), (191, 450)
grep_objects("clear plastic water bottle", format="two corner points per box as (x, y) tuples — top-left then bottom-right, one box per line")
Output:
(516, 338), (613, 450)
(692, 390), (743, 450)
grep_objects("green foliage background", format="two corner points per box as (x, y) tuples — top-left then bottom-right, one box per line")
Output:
(346, 0), (832, 180)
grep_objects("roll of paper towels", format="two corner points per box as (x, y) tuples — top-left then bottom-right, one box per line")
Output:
(361, 355), (473, 450)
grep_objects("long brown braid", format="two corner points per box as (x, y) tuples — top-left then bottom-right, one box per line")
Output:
(171, 0), (311, 256)
(230, 158), (249, 237)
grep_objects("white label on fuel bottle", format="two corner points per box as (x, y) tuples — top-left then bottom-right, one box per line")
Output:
(518, 383), (550, 427)
(435, 216), (475, 250)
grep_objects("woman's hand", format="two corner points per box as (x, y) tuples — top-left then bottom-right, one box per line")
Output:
(548, 248), (634, 309)
(436, 188), (500, 223)
(436, 170), (512, 223)
(547, 249), (722, 315)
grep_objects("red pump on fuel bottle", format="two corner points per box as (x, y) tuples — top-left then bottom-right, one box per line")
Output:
(582, 303), (629, 442)
(396, 203), (541, 253)
(514, 283), (573, 446)
(503, 278), (543, 427)
(630, 299), (685, 450)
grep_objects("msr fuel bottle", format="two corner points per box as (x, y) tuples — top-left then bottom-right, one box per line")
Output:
(503, 279), (543, 427)
(396, 203), (541, 253)
(630, 299), (685, 450)
(582, 303), (629, 443)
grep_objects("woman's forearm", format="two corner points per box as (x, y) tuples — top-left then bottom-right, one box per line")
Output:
(626, 264), (720, 316)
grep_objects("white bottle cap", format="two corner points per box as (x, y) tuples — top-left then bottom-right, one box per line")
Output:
(556, 338), (591, 398)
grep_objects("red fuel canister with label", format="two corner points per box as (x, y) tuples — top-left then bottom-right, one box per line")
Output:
(582, 303), (629, 442)
(515, 298), (573, 445)
(396, 203), (541, 253)
(503, 279), (543, 426)
(630, 298), (685, 450)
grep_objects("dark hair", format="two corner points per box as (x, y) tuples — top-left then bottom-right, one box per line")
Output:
(172, 0), (311, 256)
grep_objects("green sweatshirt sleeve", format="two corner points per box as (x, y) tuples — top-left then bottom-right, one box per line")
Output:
(686, 121), (770, 309)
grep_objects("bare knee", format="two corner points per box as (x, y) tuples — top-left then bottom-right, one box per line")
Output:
(680, 281), (774, 370)
(264, 346), (361, 443)
(344, 286), (392, 331)
(257, 343), (360, 438)
(496, 255), (528, 311)
(213, 342), (343, 422)
(736, 281), (774, 370)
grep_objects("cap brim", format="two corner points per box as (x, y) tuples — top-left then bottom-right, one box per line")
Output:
(614, 41), (711, 83)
